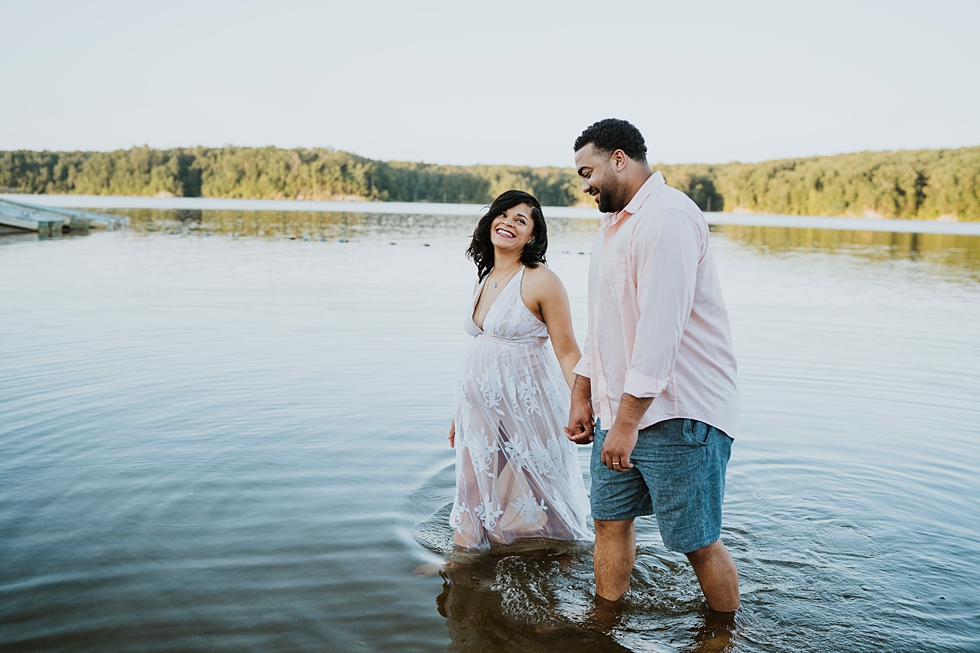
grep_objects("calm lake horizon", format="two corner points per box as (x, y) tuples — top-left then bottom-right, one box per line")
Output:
(1, 208), (978, 652)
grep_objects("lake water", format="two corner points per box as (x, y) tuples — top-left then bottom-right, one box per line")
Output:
(1, 209), (979, 652)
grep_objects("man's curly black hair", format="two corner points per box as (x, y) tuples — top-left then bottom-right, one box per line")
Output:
(573, 118), (648, 163)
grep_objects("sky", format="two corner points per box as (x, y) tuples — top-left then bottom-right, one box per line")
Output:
(2, 0), (978, 167)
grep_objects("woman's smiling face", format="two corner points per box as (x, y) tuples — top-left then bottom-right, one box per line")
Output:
(489, 203), (534, 251)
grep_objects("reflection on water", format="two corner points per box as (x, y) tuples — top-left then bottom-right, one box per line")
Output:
(102, 208), (600, 245)
(716, 224), (980, 281)
(89, 208), (980, 280)
(410, 469), (735, 653)
(435, 554), (635, 653)
(1, 210), (978, 652)
(19, 207), (977, 275)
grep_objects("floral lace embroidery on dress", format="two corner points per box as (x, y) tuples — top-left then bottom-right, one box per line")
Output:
(450, 268), (591, 549)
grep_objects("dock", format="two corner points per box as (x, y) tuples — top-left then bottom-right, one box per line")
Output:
(0, 198), (128, 234)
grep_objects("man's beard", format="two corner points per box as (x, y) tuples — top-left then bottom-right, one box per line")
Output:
(597, 192), (617, 213)
(596, 176), (623, 213)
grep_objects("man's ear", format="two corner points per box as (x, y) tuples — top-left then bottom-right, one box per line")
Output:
(611, 149), (629, 172)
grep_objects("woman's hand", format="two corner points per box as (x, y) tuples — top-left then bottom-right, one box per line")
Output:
(566, 396), (595, 444)
(448, 420), (456, 448)
(565, 375), (595, 445)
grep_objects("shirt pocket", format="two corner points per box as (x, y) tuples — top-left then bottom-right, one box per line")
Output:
(600, 253), (628, 300)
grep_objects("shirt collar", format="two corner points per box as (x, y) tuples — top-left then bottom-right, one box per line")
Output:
(601, 171), (665, 227)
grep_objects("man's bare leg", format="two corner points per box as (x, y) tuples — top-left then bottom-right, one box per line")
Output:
(685, 539), (740, 612)
(594, 518), (636, 601)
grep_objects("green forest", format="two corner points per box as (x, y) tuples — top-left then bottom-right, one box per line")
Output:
(1, 145), (977, 221)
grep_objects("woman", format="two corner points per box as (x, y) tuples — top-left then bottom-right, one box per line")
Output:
(449, 190), (590, 549)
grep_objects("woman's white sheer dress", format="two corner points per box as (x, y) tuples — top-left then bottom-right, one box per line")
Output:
(451, 269), (591, 549)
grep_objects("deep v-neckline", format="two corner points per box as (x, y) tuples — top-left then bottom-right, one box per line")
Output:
(471, 268), (523, 332)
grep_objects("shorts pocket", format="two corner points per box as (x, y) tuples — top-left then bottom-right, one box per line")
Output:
(681, 419), (710, 446)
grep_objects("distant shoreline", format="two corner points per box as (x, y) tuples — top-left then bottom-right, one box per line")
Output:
(2, 145), (977, 223)
(4, 193), (978, 236)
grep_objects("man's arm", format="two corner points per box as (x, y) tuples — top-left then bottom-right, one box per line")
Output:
(599, 394), (652, 470)
(600, 209), (701, 471)
(565, 312), (594, 444)
(623, 209), (700, 399)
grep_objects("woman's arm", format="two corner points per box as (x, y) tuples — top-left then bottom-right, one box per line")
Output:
(524, 266), (581, 389)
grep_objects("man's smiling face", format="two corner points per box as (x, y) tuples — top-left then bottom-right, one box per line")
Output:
(574, 143), (625, 213)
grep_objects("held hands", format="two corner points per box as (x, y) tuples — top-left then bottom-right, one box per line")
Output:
(448, 420), (455, 448)
(564, 393), (595, 445)
(563, 424), (594, 445)
(600, 421), (638, 472)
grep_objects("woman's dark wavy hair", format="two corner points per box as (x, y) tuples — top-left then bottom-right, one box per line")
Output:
(466, 190), (548, 281)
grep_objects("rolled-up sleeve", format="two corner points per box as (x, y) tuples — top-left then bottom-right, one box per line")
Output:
(623, 209), (700, 399)
(572, 337), (591, 378)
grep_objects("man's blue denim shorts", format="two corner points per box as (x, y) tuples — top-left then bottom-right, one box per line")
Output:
(590, 418), (733, 554)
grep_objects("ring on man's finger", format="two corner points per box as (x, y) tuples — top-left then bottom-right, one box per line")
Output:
(612, 462), (621, 466)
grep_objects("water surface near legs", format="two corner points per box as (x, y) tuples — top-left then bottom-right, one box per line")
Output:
(1, 212), (978, 652)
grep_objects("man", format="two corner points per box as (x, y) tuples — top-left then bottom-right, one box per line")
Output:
(565, 118), (741, 613)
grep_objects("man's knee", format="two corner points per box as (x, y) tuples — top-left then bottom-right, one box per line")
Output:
(684, 538), (722, 564)
(595, 518), (634, 538)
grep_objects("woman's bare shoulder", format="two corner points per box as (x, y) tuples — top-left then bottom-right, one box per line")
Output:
(522, 264), (566, 296)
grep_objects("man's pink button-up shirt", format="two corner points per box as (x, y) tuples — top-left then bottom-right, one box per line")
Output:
(572, 172), (740, 437)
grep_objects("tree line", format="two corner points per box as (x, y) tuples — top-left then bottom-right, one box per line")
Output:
(1, 145), (977, 221)
(655, 146), (980, 222)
